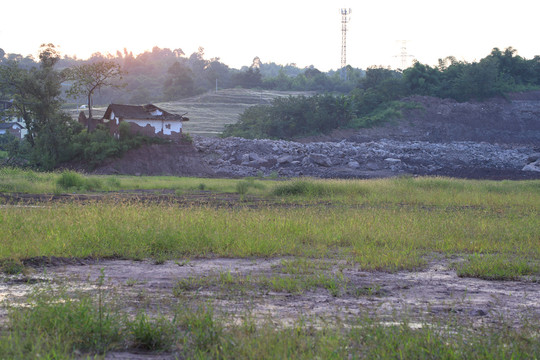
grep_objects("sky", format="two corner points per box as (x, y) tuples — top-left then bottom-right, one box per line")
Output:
(1, 0), (538, 71)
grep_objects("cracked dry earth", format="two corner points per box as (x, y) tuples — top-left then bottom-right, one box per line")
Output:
(2, 258), (538, 329)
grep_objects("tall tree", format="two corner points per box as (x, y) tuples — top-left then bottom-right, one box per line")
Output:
(0, 44), (78, 169)
(66, 60), (125, 121)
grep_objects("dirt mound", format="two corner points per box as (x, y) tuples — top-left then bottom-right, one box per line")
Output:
(312, 94), (540, 145)
(92, 143), (215, 177)
(89, 92), (540, 180)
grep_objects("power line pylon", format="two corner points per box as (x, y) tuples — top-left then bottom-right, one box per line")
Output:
(394, 40), (414, 70)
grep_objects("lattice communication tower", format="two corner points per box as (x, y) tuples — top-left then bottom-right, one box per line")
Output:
(340, 8), (351, 80)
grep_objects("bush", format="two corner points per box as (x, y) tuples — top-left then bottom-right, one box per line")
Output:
(56, 171), (103, 191)
(271, 180), (329, 197)
(56, 171), (85, 189)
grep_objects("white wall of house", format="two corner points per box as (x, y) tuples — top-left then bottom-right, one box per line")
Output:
(123, 119), (182, 135)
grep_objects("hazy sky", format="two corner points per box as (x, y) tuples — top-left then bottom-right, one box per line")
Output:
(1, 0), (538, 71)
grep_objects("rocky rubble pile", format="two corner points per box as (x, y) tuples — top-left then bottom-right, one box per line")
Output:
(194, 136), (540, 179)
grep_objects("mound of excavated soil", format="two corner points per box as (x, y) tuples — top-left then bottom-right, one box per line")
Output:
(92, 143), (215, 177)
(302, 91), (540, 145)
(90, 92), (540, 180)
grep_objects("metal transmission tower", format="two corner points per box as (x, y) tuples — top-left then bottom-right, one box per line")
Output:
(340, 8), (351, 80)
(395, 40), (414, 70)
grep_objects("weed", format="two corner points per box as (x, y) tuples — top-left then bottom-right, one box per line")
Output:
(0, 287), (124, 357)
(106, 176), (121, 188)
(177, 305), (223, 354)
(236, 180), (249, 195)
(56, 170), (85, 189)
(128, 312), (176, 351)
(0, 258), (25, 275)
(173, 277), (206, 294)
(83, 177), (103, 191)
(175, 259), (191, 267)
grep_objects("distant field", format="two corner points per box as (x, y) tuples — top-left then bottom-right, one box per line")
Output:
(67, 89), (315, 137)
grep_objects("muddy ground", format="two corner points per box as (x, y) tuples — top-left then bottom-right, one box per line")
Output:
(2, 257), (538, 333)
(1, 193), (538, 358)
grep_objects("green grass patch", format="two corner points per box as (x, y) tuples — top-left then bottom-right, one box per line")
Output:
(1, 289), (125, 357)
(173, 270), (347, 297)
(455, 254), (539, 280)
(0, 175), (538, 273)
(2, 295), (538, 359)
(0, 197), (538, 272)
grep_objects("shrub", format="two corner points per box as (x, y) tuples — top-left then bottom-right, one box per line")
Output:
(56, 171), (85, 189)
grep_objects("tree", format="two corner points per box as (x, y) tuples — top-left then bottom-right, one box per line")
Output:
(163, 61), (196, 100)
(0, 44), (79, 169)
(66, 60), (124, 121)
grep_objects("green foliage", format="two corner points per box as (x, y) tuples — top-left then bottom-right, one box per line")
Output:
(236, 180), (249, 195)
(271, 180), (329, 196)
(231, 67), (263, 88)
(181, 132), (193, 144)
(0, 133), (30, 166)
(70, 124), (166, 169)
(235, 178), (266, 195)
(0, 44), (83, 169)
(1, 288), (125, 357)
(223, 93), (354, 139)
(349, 101), (421, 128)
(0, 258), (25, 275)
(225, 47), (540, 140)
(56, 170), (85, 189)
(56, 170), (105, 191)
(162, 61), (197, 100)
(177, 305), (223, 354)
(65, 60), (124, 119)
(455, 254), (539, 280)
(129, 312), (176, 351)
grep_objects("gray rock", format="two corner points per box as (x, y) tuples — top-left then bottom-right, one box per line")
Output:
(384, 158), (402, 163)
(527, 153), (540, 163)
(469, 309), (487, 317)
(348, 161), (360, 169)
(366, 162), (380, 170)
(523, 159), (540, 172)
(277, 155), (294, 164)
(309, 153), (332, 167)
(241, 154), (250, 163)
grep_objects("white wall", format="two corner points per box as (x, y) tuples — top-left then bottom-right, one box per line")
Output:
(124, 119), (182, 135)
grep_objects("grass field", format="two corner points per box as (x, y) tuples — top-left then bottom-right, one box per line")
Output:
(0, 170), (539, 358)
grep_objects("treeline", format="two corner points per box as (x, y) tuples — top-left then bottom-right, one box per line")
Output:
(223, 47), (540, 139)
(0, 47), (360, 106)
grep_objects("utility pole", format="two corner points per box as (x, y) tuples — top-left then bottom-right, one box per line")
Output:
(340, 8), (352, 80)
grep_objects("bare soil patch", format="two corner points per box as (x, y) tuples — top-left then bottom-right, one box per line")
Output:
(3, 258), (538, 330)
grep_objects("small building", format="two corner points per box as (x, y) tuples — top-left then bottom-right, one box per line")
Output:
(102, 104), (189, 141)
(0, 100), (23, 123)
(0, 122), (24, 138)
(0, 100), (25, 139)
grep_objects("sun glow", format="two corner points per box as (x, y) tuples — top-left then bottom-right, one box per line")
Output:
(2, 0), (539, 70)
